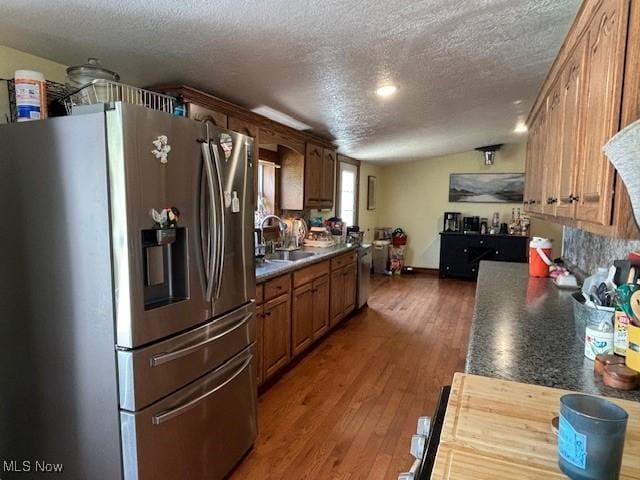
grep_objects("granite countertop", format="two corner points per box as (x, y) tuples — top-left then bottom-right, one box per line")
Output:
(466, 261), (640, 401)
(255, 244), (357, 282)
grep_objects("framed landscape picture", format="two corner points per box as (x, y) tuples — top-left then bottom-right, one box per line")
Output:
(367, 176), (376, 210)
(449, 173), (525, 203)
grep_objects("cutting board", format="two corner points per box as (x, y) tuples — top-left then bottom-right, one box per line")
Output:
(431, 373), (640, 479)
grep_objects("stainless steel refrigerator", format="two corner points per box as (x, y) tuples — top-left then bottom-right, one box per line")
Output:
(0, 102), (257, 479)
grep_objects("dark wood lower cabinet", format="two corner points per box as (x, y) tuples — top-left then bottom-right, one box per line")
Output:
(262, 293), (291, 381)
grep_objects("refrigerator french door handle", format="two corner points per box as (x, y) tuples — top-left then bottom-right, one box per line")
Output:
(149, 313), (252, 367)
(200, 141), (217, 301)
(211, 142), (226, 299)
(151, 352), (253, 425)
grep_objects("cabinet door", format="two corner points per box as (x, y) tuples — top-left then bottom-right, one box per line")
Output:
(543, 82), (563, 216)
(330, 268), (344, 327)
(577, 0), (628, 224)
(304, 143), (324, 207)
(312, 274), (330, 338)
(525, 107), (547, 214)
(557, 40), (587, 219)
(256, 304), (264, 386)
(229, 117), (260, 207)
(342, 263), (357, 316)
(187, 103), (227, 128)
(321, 149), (336, 204)
(292, 283), (314, 357)
(263, 293), (291, 381)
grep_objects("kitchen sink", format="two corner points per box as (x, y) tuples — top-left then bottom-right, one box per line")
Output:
(266, 250), (316, 262)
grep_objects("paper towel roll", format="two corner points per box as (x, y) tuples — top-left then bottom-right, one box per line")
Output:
(603, 119), (640, 229)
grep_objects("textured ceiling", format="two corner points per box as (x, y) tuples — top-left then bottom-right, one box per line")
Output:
(0, 0), (580, 162)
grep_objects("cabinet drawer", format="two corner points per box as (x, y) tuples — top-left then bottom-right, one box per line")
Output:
(264, 274), (291, 301)
(120, 346), (257, 480)
(331, 250), (357, 271)
(117, 302), (255, 411)
(256, 283), (264, 305)
(467, 236), (496, 248)
(293, 260), (330, 287)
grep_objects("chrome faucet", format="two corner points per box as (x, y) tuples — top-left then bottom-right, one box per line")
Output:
(259, 215), (286, 253)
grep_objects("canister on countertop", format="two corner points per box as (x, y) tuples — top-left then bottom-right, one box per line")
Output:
(14, 70), (47, 121)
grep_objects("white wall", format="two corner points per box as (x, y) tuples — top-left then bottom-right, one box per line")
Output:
(0, 45), (68, 123)
(374, 143), (563, 268)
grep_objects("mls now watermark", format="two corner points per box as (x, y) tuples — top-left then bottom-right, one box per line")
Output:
(3, 460), (64, 474)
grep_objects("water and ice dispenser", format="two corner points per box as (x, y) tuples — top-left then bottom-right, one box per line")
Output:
(142, 228), (188, 309)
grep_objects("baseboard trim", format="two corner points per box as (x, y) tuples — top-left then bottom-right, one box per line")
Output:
(403, 267), (439, 276)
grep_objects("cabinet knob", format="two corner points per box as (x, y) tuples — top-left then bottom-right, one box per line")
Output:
(495, 250), (500, 255)
(463, 248), (468, 253)
(472, 268), (476, 272)
(479, 240), (484, 245)
(446, 266), (450, 270)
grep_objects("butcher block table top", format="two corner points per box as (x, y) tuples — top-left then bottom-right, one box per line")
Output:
(431, 373), (640, 479)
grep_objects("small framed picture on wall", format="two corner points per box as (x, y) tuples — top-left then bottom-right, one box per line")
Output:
(367, 176), (376, 210)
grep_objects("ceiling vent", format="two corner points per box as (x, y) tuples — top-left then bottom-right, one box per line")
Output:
(475, 144), (503, 166)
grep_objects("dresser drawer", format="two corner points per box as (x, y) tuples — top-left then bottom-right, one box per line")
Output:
(264, 274), (291, 301)
(293, 260), (330, 288)
(331, 250), (357, 271)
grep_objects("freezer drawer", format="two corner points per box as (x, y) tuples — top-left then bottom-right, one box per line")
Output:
(118, 301), (255, 411)
(121, 344), (257, 480)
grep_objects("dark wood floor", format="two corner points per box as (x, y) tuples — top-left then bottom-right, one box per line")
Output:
(231, 274), (476, 480)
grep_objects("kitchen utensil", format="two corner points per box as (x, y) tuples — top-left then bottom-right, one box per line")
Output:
(558, 394), (628, 480)
(66, 58), (120, 88)
(603, 364), (639, 390)
(613, 260), (631, 286)
(605, 266), (617, 289)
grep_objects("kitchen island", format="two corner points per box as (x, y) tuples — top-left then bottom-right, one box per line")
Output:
(466, 261), (640, 401)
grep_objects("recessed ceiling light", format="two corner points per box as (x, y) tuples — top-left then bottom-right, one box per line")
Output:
(376, 85), (398, 97)
(514, 122), (528, 134)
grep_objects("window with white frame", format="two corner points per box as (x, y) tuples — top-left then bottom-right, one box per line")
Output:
(338, 161), (358, 226)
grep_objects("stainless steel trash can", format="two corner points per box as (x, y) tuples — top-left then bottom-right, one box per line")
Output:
(372, 240), (390, 274)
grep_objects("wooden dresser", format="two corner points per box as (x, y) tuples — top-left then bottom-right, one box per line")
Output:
(439, 233), (528, 279)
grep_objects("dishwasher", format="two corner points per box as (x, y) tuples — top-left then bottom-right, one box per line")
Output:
(357, 245), (372, 308)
